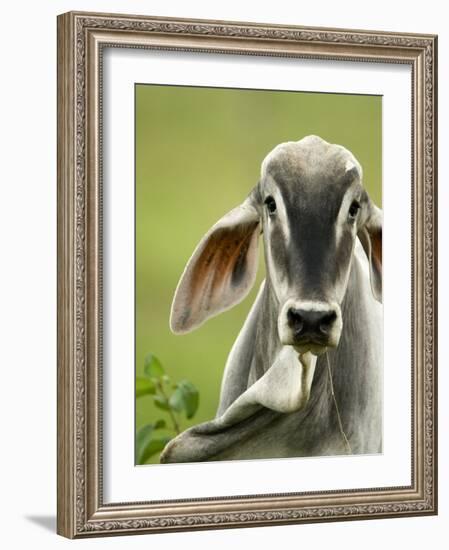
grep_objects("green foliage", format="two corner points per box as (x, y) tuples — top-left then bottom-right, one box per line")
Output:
(136, 423), (171, 464)
(153, 395), (170, 411)
(135, 377), (156, 398)
(135, 353), (200, 464)
(171, 380), (199, 419)
(144, 354), (165, 379)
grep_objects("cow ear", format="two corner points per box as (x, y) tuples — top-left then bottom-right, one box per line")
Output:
(358, 203), (382, 303)
(170, 198), (261, 334)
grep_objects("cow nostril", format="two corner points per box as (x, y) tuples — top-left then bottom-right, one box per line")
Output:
(319, 311), (337, 333)
(287, 308), (304, 334)
(287, 307), (337, 339)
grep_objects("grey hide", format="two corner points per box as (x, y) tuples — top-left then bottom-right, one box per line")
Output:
(161, 136), (383, 463)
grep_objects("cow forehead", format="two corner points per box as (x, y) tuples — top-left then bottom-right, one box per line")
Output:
(260, 136), (362, 192)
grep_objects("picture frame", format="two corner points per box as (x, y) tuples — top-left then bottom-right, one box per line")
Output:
(57, 11), (438, 538)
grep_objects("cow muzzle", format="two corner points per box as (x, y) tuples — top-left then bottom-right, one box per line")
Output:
(278, 299), (343, 355)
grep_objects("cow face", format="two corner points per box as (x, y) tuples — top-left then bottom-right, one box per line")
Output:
(170, 136), (382, 358)
(257, 136), (382, 354)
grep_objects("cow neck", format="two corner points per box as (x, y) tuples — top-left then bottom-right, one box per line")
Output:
(326, 352), (352, 454)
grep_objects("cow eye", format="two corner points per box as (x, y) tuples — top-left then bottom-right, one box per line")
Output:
(348, 200), (361, 219)
(264, 195), (277, 215)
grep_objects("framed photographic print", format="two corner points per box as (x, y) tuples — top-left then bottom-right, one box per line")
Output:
(57, 11), (438, 538)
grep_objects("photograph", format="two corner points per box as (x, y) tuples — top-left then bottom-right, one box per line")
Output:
(56, 11), (437, 537)
(134, 84), (383, 465)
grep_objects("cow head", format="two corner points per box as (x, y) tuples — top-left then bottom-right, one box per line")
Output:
(170, 136), (382, 358)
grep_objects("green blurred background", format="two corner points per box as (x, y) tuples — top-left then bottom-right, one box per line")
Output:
(135, 84), (382, 463)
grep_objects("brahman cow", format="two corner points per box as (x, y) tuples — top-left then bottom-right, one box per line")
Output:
(161, 135), (383, 463)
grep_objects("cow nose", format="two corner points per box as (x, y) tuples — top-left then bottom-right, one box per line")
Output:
(287, 308), (337, 338)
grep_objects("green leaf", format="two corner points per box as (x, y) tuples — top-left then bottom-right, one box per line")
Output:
(172, 380), (199, 419)
(154, 419), (167, 430)
(136, 424), (171, 464)
(136, 377), (156, 398)
(144, 354), (164, 379)
(153, 395), (170, 411)
(179, 380), (199, 419)
(140, 436), (172, 464)
(135, 424), (154, 464)
(169, 387), (185, 413)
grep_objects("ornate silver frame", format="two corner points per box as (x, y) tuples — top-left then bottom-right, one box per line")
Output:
(57, 11), (438, 538)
